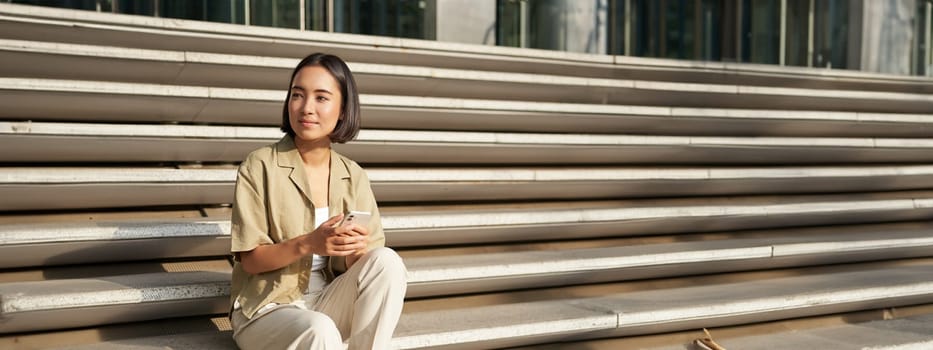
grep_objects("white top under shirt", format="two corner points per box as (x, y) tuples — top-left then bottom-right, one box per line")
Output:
(311, 207), (329, 271)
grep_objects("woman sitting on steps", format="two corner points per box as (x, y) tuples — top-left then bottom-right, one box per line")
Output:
(228, 52), (408, 350)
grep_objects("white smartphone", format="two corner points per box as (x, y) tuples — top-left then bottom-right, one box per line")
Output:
(339, 210), (371, 229)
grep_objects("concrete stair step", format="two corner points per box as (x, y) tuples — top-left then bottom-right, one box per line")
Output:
(4, 121), (933, 165)
(0, 258), (233, 284)
(0, 77), (279, 124)
(2, 231), (931, 335)
(0, 121), (276, 162)
(393, 264), (933, 349)
(356, 98), (933, 137)
(47, 331), (236, 350)
(399, 259), (933, 314)
(2, 193), (932, 267)
(48, 331), (236, 350)
(6, 79), (933, 135)
(5, 164), (933, 210)
(0, 220), (930, 291)
(6, 96), (932, 138)
(0, 314), (233, 350)
(51, 312), (933, 350)
(0, 4), (930, 94)
(640, 313), (933, 350)
(0, 218), (231, 268)
(0, 270), (230, 334)
(281, 192), (933, 246)
(36, 269), (931, 350)
(2, 39), (932, 113)
(0, 38), (295, 90)
(405, 226), (933, 297)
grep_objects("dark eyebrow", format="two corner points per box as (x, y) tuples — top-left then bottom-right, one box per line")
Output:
(290, 86), (333, 95)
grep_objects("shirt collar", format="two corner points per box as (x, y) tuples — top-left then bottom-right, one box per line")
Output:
(274, 136), (352, 205)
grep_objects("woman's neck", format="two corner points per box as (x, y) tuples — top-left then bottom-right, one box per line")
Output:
(294, 136), (331, 168)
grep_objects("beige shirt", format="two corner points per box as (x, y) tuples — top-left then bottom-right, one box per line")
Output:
(229, 136), (385, 319)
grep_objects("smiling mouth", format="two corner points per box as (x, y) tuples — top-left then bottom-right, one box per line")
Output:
(299, 120), (320, 126)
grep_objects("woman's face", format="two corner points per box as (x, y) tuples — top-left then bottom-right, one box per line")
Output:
(288, 65), (343, 146)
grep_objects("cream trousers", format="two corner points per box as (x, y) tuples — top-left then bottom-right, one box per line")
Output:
(232, 247), (407, 350)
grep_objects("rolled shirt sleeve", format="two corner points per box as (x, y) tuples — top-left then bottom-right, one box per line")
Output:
(230, 158), (273, 260)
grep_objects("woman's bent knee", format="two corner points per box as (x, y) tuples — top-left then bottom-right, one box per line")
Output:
(366, 247), (407, 280)
(234, 308), (342, 350)
(296, 311), (339, 332)
(294, 312), (342, 348)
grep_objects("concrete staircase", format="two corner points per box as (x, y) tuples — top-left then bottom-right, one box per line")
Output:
(1, 3), (933, 349)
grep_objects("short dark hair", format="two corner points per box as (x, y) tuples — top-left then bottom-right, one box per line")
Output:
(281, 53), (361, 143)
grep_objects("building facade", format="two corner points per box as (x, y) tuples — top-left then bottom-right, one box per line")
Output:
(7, 0), (932, 76)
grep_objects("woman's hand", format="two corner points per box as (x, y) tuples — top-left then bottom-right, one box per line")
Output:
(300, 214), (369, 257)
(338, 223), (370, 268)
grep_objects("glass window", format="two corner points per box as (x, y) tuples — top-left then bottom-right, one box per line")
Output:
(665, 0), (696, 59)
(631, 0), (660, 57)
(698, 0), (722, 61)
(719, 1), (739, 62)
(7, 0), (96, 11)
(334, 0), (434, 39)
(496, 0), (606, 54)
(628, 0), (721, 61)
(250, 0), (300, 29)
(527, 0), (569, 52)
(306, 0), (327, 31)
(914, 0), (931, 75)
(741, 0), (779, 64)
(114, 0), (154, 15)
(608, 0), (625, 54)
(496, 0), (523, 47)
(159, 0), (245, 24)
(924, 1), (933, 76)
(813, 0), (848, 69)
(785, 0), (810, 67)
